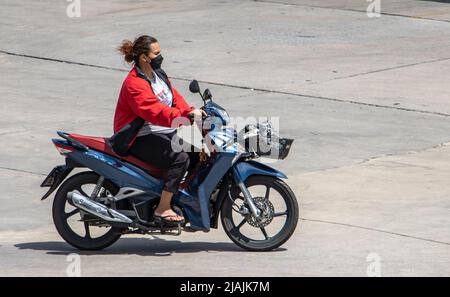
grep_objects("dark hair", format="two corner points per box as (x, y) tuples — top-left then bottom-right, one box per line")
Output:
(118, 35), (158, 64)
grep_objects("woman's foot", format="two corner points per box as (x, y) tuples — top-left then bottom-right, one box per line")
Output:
(154, 208), (184, 222)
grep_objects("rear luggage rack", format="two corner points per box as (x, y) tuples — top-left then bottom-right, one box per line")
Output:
(57, 131), (89, 151)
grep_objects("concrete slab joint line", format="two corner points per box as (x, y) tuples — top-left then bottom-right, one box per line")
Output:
(1, 50), (449, 118)
(252, 0), (450, 23)
(329, 57), (450, 82)
(0, 166), (46, 177)
(354, 141), (450, 166)
(301, 218), (450, 247)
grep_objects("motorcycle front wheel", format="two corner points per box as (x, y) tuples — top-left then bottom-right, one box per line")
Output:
(221, 175), (299, 251)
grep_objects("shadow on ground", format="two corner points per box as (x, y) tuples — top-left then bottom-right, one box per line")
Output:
(14, 237), (286, 256)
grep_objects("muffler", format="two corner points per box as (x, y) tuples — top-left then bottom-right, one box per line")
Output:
(67, 192), (133, 224)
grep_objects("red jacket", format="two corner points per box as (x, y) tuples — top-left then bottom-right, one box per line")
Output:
(114, 67), (194, 133)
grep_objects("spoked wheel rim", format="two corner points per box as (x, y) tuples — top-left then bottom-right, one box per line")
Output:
(63, 183), (115, 239)
(230, 185), (289, 242)
(53, 172), (123, 250)
(221, 175), (299, 251)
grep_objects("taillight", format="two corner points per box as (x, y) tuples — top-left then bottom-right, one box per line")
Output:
(54, 143), (75, 155)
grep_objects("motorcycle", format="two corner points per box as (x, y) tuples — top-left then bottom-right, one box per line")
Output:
(40, 80), (298, 251)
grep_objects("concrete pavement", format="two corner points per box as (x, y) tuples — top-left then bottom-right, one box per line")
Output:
(0, 0), (449, 276)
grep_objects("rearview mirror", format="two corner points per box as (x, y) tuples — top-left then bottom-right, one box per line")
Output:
(189, 80), (201, 94)
(203, 88), (212, 100)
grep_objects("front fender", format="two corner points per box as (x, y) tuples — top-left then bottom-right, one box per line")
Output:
(233, 160), (287, 182)
(210, 160), (287, 229)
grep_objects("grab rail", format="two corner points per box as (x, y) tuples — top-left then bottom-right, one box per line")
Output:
(57, 131), (89, 151)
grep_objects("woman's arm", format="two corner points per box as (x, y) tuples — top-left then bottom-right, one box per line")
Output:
(168, 80), (195, 117)
(125, 80), (185, 128)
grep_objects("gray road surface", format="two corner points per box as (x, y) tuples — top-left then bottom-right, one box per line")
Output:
(0, 0), (449, 276)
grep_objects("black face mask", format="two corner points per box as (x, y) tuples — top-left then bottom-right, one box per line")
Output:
(150, 54), (163, 70)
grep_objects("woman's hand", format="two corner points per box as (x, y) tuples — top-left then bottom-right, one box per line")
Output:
(188, 108), (207, 121)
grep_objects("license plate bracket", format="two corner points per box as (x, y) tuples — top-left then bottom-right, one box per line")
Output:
(40, 166), (66, 187)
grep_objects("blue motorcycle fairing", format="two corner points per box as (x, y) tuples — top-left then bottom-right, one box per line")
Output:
(173, 152), (235, 231)
(60, 140), (164, 196)
(53, 139), (234, 231)
(203, 100), (230, 125)
(233, 160), (287, 183)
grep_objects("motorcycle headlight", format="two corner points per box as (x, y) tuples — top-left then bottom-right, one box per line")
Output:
(238, 121), (294, 159)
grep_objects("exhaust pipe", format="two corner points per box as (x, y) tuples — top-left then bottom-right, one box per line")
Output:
(67, 192), (133, 224)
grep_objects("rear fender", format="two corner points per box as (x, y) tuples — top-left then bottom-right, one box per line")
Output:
(40, 164), (74, 200)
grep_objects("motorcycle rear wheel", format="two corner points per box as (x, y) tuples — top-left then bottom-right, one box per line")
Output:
(221, 175), (299, 251)
(52, 171), (123, 250)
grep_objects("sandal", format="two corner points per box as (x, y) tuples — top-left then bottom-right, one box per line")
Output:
(154, 213), (185, 226)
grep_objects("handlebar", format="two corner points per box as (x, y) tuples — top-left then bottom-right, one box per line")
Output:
(187, 112), (208, 122)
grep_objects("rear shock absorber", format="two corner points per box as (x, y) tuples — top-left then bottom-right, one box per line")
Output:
(90, 176), (105, 200)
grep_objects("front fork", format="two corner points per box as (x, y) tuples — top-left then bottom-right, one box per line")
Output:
(232, 167), (261, 218)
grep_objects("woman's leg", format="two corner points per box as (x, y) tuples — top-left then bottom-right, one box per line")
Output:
(170, 133), (200, 173)
(129, 132), (190, 222)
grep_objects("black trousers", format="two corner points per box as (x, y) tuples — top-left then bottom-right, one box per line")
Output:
(129, 131), (199, 194)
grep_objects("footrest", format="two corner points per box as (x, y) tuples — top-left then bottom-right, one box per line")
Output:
(159, 222), (182, 236)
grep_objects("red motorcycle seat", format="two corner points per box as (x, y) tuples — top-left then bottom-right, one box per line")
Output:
(68, 133), (166, 179)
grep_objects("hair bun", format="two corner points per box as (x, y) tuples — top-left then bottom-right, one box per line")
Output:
(117, 35), (158, 65)
(118, 39), (134, 63)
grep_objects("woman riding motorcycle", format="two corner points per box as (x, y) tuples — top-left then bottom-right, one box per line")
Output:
(114, 35), (205, 225)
